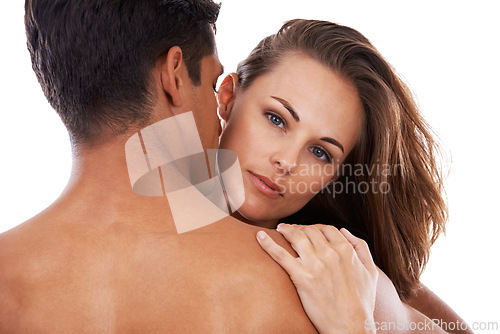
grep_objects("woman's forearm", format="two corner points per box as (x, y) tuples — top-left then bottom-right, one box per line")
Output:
(373, 269), (449, 333)
(406, 284), (473, 334)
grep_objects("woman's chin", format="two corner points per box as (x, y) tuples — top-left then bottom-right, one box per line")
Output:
(232, 204), (280, 229)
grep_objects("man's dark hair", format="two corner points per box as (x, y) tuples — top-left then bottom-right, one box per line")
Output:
(25, 0), (220, 145)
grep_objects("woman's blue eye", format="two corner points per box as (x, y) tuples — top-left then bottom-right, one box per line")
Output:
(309, 147), (331, 162)
(312, 147), (324, 158)
(270, 115), (282, 125)
(266, 113), (285, 129)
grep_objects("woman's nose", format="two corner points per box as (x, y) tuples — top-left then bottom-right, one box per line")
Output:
(272, 152), (298, 175)
(273, 159), (297, 175)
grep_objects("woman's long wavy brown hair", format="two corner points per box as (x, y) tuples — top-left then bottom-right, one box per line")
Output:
(236, 19), (447, 301)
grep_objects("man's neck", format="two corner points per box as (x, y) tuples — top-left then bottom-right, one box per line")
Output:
(59, 132), (238, 235)
(48, 137), (176, 233)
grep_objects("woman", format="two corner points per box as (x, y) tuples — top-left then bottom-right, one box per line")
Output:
(217, 19), (470, 333)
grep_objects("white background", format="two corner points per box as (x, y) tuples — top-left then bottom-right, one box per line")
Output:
(1, 0), (499, 330)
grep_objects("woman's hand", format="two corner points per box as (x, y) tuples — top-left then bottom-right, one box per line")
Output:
(256, 224), (378, 334)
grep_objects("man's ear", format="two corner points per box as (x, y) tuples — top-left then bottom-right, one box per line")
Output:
(160, 46), (184, 107)
(217, 73), (238, 121)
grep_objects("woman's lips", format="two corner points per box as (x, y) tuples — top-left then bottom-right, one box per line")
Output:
(248, 171), (283, 199)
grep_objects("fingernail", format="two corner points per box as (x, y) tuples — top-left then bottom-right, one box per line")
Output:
(257, 231), (267, 240)
(276, 223), (284, 231)
(342, 227), (351, 235)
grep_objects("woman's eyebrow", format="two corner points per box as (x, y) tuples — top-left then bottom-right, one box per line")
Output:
(320, 137), (344, 153)
(271, 95), (344, 153)
(271, 96), (300, 122)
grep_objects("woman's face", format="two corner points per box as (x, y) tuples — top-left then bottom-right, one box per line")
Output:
(218, 54), (363, 227)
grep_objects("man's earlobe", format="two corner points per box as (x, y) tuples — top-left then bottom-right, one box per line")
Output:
(160, 46), (184, 107)
(217, 73), (238, 121)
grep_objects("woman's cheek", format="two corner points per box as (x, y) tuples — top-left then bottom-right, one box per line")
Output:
(284, 175), (322, 198)
(309, 179), (325, 193)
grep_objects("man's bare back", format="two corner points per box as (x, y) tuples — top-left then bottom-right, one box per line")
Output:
(0, 185), (317, 332)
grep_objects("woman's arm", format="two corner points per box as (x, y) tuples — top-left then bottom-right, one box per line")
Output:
(406, 284), (473, 334)
(373, 267), (451, 333)
(373, 264), (473, 333)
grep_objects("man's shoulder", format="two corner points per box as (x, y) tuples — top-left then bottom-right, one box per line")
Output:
(0, 215), (318, 332)
(196, 217), (297, 284)
(0, 216), (60, 286)
(158, 217), (318, 332)
(0, 213), (65, 261)
(0, 218), (43, 270)
(0, 218), (48, 328)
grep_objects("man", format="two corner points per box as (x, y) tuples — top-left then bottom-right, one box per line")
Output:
(0, 0), (317, 332)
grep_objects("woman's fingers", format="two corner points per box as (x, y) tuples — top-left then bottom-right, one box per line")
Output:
(339, 228), (377, 274)
(316, 224), (348, 245)
(274, 224), (317, 262)
(288, 224), (377, 275)
(278, 224), (353, 260)
(256, 231), (302, 276)
(285, 224), (330, 252)
(258, 224), (378, 334)
(258, 224), (378, 282)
